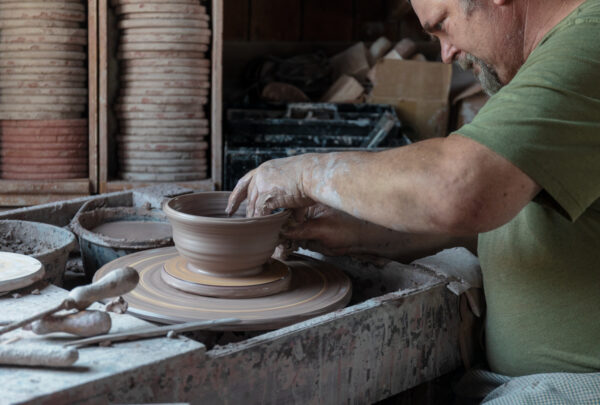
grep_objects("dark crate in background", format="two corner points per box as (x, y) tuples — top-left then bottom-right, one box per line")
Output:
(224, 103), (411, 190)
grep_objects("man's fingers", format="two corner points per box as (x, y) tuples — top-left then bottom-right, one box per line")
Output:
(246, 177), (259, 218)
(226, 169), (255, 215)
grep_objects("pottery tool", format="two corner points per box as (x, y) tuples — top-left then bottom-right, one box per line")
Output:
(64, 318), (241, 348)
(0, 252), (45, 295)
(93, 247), (352, 331)
(0, 266), (139, 336)
(0, 343), (79, 368)
(23, 310), (112, 337)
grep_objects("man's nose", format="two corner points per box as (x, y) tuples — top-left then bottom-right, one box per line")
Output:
(441, 41), (460, 64)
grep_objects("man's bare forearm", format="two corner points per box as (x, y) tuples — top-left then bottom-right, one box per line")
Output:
(353, 219), (478, 262)
(302, 135), (539, 235)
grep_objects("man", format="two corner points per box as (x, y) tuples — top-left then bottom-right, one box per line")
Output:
(227, 0), (600, 400)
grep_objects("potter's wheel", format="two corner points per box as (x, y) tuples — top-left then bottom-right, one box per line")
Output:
(94, 247), (352, 331)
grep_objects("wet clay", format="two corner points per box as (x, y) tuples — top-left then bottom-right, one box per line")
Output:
(92, 221), (172, 243)
(94, 247), (352, 330)
(163, 192), (289, 278)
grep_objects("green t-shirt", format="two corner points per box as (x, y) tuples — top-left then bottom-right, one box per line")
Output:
(458, 0), (600, 376)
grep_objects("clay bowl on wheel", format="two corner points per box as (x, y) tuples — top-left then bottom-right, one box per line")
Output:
(163, 191), (290, 278)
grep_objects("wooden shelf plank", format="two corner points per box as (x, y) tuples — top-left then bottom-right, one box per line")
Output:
(104, 179), (215, 193)
(0, 180), (91, 195)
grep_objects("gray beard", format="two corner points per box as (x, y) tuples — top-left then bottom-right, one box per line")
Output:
(459, 54), (503, 96)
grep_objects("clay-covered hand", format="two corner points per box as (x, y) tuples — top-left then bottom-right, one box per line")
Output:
(226, 155), (316, 217)
(282, 204), (369, 256)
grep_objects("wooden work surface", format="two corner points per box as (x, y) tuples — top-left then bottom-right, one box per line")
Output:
(0, 284), (205, 405)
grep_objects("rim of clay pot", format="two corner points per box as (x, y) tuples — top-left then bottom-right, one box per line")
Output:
(163, 191), (289, 225)
(0, 219), (76, 258)
(71, 206), (173, 249)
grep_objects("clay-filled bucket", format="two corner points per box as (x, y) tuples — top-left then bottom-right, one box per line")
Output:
(163, 192), (290, 277)
(71, 207), (173, 279)
(0, 220), (76, 286)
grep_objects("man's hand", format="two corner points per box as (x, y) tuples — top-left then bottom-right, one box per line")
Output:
(284, 203), (478, 262)
(226, 155), (316, 217)
(283, 204), (367, 256)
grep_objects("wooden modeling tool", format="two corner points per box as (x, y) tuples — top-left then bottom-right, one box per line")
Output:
(0, 344), (78, 368)
(23, 310), (112, 337)
(0, 267), (139, 336)
(64, 318), (241, 348)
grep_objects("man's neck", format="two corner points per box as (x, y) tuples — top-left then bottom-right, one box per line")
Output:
(522, 0), (587, 59)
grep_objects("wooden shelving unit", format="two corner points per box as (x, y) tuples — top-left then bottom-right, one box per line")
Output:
(98, 0), (223, 194)
(0, 0), (99, 207)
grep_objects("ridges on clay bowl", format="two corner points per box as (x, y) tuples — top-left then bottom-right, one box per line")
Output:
(163, 192), (290, 278)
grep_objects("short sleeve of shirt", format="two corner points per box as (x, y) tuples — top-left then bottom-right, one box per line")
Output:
(458, 11), (600, 221)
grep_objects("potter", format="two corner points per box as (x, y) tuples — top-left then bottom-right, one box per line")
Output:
(227, 0), (600, 401)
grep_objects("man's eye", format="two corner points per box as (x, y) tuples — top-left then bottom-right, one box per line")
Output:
(434, 21), (444, 31)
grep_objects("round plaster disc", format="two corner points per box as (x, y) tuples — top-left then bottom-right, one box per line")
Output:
(0, 118), (87, 127)
(117, 141), (208, 152)
(115, 3), (205, 15)
(120, 34), (209, 44)
(118, 88), (209, 98)
(0, 34), (87, 45)
(117, 127), (209, 137)
(118, 163), (207, 173)
(111, 0), (199, 5)
(117, 95), (208, 105)
(0, 252), (44, 294)
(116, 111), (206, 120)
(1, 171), (87, 179)
(1, 163), (87, 173)
(117, 50), (208, 60)
(115, 104), (206, 114)
(122, 27), (211, 36)
(120, 65), (210, 75)
(0, 87), (87, 95)
(0, 10), (86, 22)
(93, 248), (352, 329)
(120, 73), (209, 82)
(0, 156), (88, 165)
(120, 58), (210, 68)
(0, 66), (87, 75)
(0, 112), (82, 120)
(0, 27), (87, 36)
(0, 2), (85, 11)
(0, 19), (80, 29)
(0, 58), (85, 68)
(122, 13), (209, 22)
(0, 147), (86, 158)
(0, 140), (87, 150)
(116, 134), (206, 143)
(0, 95), (87, 104)
(118, 19), (209, 30)
(0, 104), (85, 113)
(1, 132), (87, 141)
(0, 80), (86, 88)
(0, 43), (84, 52)
(2, 73), (87, 81)
(119, 118), (208, 127)
(118, 42), (208, 53)
(0, 50), (86, 60)
(117, 150), (206, 159)
(120, 171), (206, 182)
(117, 128), (208, 137)
(162, 257), (291, 299)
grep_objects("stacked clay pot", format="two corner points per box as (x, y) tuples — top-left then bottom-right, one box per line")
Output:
(0, 0), (88, 180)
(113, 0), (211, 182)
